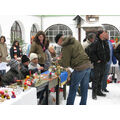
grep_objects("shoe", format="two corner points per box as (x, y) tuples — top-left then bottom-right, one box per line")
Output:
(102, 89), (109, 92)
(97, 91), (106, 97)
(92, 91), (97, 100)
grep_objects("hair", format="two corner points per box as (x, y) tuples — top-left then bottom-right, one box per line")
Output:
(83, 33), (96, 42)
(0, 36), (6, 42)
(33, 31), (46, 45)
(45, 39), (50, 49)
(12, 40), (19, 47)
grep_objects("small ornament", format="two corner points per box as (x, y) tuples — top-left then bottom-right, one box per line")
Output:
(11, 91), (16, 98)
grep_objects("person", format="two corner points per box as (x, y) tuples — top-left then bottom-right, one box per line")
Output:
(30, 31), (46, 71)
(83, 33), (96, 87)
(20, 55), (30, 78)
(101, 31), (117, 92)
(0, 36), (8, 62)
(28, 53), (44, 73)
(85, 30), (110, 100)
(44, 40), (52, 71)
(55, 33), (91, 105)
(10, 40), (22, 59)
(26, 36), (34, 57)
(49, 46), (56, 58)
(1, 59), (23, 86)
(82, 33), (96, 49)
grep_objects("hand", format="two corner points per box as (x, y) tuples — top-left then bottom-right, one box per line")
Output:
(38, 67), (44, 70)
(97, 60), (101, 63)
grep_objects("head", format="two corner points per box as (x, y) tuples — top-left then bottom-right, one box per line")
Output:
(45, 39), (50, 49)
(0, 36), (6, 43)
(97, 30), (105, 40)
(21, 55), (30, 66)
(30, 53), (38, 64)
(7, 59), (20, 72)
(12, 40), (19, 47)
(87, 33), (96, 43)
(55, 33), (64, 46)
(34, 31), (46, 45)
(103, 31), (109, 40)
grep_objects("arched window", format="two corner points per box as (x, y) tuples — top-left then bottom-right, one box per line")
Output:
(102, 24), (120, 41)
(11, 21), (22, 44)
(30, 24), (37, 38)
(45, 24), (73, 43)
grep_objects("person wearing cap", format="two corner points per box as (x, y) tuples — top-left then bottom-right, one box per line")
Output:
(55, 33), (91, 105)
(28, 53), (44, 73)
(1, 59), (23, 86)
(85, 30), (110, 99)
(20, 55), (30, 78)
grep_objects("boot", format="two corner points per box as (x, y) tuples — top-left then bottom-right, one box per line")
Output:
(92, 90), (97, 100)
(97, 90), (106, 97)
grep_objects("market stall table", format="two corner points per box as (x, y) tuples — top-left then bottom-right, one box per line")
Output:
(0, 87), (37, 105)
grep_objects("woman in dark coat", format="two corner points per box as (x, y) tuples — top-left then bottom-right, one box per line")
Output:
(10, 40), (22, 59)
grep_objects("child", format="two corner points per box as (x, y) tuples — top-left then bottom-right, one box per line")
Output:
(20, 55), (30, 78)
(29, 53), (44, 73)
(1, 59), (23, 86)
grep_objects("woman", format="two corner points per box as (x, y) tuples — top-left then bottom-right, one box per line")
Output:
(10, 40), (23, 59)
(30, 31), (46, 69)
(0, 36), (8, 62)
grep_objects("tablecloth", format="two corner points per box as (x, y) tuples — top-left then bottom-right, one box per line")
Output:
(1, 88), (37, 105)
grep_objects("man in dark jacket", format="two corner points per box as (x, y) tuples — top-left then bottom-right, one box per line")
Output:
(55, 34), (91, 105)
(85, 30), (110, 100)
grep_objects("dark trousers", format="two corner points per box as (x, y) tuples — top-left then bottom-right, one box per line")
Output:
(92, 63), (106, 93)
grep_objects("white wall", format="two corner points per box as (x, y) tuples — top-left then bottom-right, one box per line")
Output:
(0, 15), (41, 45)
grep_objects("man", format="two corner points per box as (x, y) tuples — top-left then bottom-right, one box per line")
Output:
(101, 31), (116, 92)
(55, 33), (91, 105)
(85, 30), (110, 100)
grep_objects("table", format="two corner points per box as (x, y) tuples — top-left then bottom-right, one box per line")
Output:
(0, 88), (37, 105)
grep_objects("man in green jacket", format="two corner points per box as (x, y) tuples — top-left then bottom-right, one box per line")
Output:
(55, 34), (91, 105)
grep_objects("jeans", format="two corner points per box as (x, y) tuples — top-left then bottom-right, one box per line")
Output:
(0, 70), (6, 76)
(101, 63), (111, 90)
(66, 68), (91, 105)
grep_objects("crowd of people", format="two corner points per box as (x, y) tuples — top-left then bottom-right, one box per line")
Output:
(0, 29), (120, 105)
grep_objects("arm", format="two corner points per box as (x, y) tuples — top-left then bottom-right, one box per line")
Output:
(114, 44), (120, 61)
(58, 46), (71, 68)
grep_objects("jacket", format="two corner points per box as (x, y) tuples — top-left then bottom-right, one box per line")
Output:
(0, 42), (8, 62)
(85, 37), (110, 64)
(114, 44), (120, 62)
(10, 46), (22, 59)
(30, 41), (46, 64)
(58, 37), (91, 71)
(1, 68), (23, 86)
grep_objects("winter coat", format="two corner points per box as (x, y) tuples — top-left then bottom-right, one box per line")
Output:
(0, 42), (8, 62)
(1, 68), (23, 86)
(58, 37), (91, 71)
(20, 63), (30, 78)
(85, 37), (110, 64)
(114, 44), (120, 62)
(44, 49), (52, 70)
(30, 41), (46, 64)
(82, 39), (92, 49)
(10, 46), (22, 59)
(28, 62), (41, 73)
